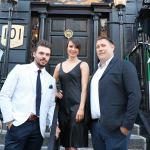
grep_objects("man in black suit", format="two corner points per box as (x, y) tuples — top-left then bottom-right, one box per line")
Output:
(89, 37), (141, 150)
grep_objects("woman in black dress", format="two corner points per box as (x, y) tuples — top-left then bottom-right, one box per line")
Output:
(53, 38), (89, 150)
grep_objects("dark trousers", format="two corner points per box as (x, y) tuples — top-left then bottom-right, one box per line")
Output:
(90, 121), (131, 150)
(5, 120), (43, 150)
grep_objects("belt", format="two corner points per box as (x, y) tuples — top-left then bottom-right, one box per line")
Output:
(92, 118), (101, 123)
(28, 114), (39, 121)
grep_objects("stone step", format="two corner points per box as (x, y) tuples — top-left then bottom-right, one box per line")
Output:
(44, 147), (93, 150)
(0, 124), (146, 150)
(43, 134), (146, 150)
(128, 135), (146, 150)
(0, 145), (94, 150)
(0, 133), (146, 150)
(0, 145), (146, 150)
(132, 124), (140, 135)
(88, 133), (146, 150)
(0, 130), (5, 145)
(46, 123), (140, 147)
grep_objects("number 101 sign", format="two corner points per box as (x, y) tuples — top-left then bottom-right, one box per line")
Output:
(1, 25), (24, 48)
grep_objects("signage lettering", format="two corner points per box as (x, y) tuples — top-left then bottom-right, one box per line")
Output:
(1, 25), (24, 48)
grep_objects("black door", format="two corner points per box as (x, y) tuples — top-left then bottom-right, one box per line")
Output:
(47, 16), (93, 74)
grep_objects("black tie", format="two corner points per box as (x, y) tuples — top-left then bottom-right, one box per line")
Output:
(36, 70), (41, 116)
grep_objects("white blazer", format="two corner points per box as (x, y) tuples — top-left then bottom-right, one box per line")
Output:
(0, 63), (56, 137)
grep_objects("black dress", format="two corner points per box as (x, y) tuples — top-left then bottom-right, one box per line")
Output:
(58, 62), (88, 148)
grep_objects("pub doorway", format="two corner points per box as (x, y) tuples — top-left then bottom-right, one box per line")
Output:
(30, 3), (110, 75)
(47, 15), (93, 74)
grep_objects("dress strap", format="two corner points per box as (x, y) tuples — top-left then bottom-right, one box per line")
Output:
(79, 61), (83, 67)
(59, 63), (63, 72)
(79, 61), (82, 65)
(60, 63), (62, 68)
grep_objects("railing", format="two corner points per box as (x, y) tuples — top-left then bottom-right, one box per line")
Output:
(126, 42), (150, 111)
(0, 46), (4, 124)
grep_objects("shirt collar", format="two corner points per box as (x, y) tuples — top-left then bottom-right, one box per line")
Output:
(31, 62), (46, 74)
(98, 55), (114, 68)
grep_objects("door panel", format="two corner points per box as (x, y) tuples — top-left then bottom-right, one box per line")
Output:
(48, 16), (92, 74)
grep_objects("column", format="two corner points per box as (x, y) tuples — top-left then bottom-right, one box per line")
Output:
(39, 11), (47, 40)
(93, 14), (100, 70)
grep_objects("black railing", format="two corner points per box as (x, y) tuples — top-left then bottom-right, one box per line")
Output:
(126, 42), (150, 111)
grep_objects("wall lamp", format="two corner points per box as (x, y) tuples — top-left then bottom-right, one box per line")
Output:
(114, 0), (127, 8)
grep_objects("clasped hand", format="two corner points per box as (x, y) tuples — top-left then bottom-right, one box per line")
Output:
(55, 90), (63, 99)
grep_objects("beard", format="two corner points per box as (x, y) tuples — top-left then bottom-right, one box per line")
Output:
(37, 63), (46, 68)
(35, 59), (48, 68)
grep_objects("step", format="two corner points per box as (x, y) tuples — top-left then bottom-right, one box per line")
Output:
(0, 145), (146, 150)
(128, 135), (146, 150)
(132, 124), (140, 135)
(0, 127), (146, 150)
(0, 145), (94, 150)
(0, 132), (146, 150)
(44, 123), (141, 147)
(87, 132), (146, 150)
(0, 130), (5, 145)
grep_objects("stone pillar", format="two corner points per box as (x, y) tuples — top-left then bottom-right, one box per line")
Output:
(39, 11), (47, 40)
(93, 14), (100, 70)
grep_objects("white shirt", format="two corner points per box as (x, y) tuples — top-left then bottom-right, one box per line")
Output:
(30, 62), (46, 115)
(90, 56), (113, 119)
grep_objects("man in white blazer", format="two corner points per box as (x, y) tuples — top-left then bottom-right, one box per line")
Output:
(0, 40), (56, 150)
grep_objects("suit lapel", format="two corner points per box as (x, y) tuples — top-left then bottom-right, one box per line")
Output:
(100, 57), (119, 80)
(29, 66), (36, 94)
(42, 72), (48, 98)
